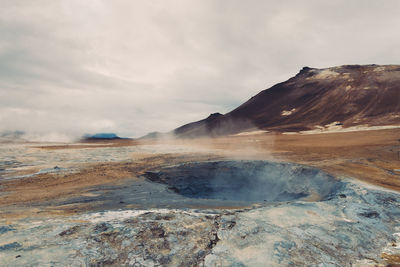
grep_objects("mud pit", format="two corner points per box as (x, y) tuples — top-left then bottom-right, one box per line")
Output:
(1, 142), (400, 266)
(145, 161), (342, 203)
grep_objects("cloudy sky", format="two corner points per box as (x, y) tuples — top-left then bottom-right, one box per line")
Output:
(1, 0), (399, 140)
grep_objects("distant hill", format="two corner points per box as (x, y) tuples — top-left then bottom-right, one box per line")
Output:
(140, 131), (167, 140)
(0, 130), (25, 139)
(82, 133), (130, 141)
(0, 130), (26, 143)
(168, 64), (400, 138)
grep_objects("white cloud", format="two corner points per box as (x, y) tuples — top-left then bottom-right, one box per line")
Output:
(0, 0), (400, 139)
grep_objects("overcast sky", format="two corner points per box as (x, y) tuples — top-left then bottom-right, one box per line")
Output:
(1, 0), (400, 140)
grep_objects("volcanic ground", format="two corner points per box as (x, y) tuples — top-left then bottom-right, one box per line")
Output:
(0, 128), (400, 266)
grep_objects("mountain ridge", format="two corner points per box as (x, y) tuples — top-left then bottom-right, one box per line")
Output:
(147, 64), (400, 138)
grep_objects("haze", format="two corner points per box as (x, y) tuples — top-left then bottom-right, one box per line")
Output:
(1, 0), (400, 140)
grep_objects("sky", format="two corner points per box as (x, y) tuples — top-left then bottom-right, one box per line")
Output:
(1, 0), (400, 140)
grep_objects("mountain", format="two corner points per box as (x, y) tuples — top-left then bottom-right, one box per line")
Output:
(171, 64), (400, 138)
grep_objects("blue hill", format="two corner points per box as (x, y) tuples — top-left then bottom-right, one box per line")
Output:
(83, 133), (121, 140)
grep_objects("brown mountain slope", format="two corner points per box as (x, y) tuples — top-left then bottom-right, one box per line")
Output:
(173, 64), (400, 138)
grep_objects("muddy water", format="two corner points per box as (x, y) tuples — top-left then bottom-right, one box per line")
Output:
(145, 161), (343, 203)
(49, 160), (343, 211)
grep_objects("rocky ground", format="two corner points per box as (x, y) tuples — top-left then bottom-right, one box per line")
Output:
(0, 128), (399, 266)
(1, 178), (399, 266)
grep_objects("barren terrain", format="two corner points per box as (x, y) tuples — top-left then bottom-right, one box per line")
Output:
(1, 128), (399, 218)
(1, 128), (400, 266)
